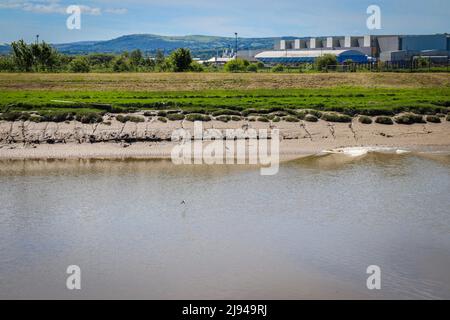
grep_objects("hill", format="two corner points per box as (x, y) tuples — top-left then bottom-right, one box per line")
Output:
(0, 34), (292, 58)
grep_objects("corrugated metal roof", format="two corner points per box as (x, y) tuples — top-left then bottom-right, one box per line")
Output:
(255, 49), (366, 58)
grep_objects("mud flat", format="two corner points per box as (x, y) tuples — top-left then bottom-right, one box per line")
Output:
(1, 119), (449, 160)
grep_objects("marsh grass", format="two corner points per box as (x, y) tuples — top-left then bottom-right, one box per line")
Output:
(375, 116), (394, 125)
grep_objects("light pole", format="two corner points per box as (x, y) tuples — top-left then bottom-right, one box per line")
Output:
(36, 34), (39, 44)
(234, 32), (238, 59)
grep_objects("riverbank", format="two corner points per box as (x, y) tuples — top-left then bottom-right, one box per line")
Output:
(1, 119), (449, 160)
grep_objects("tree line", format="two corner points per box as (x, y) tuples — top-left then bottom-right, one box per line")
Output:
(0, 39), (346, 73)
(0, 40), (207, 73)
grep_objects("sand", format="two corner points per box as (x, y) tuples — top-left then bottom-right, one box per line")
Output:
(1, 118), (449, 160)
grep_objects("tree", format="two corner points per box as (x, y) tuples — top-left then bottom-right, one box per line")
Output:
(0, 55), (15, 72)
(31, 41), (58, 71)
(113, 56), (131, 72)
(69, 57), (90, 73)
(316, 54), (338, 71)
(11, 40), (34, 72)
(190, 61), (205, 72)
(224, 58), (248, 72)
(130, 49), (143, 68)
(155, 49), (165, 66)
(169, 48), (193, 72)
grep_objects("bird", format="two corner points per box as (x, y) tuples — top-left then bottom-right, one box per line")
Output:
(180, 200), (186, 205)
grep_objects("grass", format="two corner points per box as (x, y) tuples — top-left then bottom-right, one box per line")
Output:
(0, 73), (449, 119)
(375, 116), (394, 125)
(358, 116), (373, 124)
(394, 114), (425, 125)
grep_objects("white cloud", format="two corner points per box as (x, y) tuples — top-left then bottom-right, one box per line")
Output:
(0, 0), (126, 16)
(104, 8), (128, 15)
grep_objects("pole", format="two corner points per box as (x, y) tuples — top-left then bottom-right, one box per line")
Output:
(36, 34), (39, 44)
(235, 32), (238, 59)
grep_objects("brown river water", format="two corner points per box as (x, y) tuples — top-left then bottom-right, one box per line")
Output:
(0, 152), (449, 299)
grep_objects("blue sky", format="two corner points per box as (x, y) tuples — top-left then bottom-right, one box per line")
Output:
(0, 0), (449, 43)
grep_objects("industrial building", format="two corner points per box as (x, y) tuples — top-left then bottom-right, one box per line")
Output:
(255, 49), (371, 64)
(254, 34), (450, 65)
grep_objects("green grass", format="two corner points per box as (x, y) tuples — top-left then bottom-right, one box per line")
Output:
(1, 87), (449, 117)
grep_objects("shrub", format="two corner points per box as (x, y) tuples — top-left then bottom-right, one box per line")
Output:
(271, 64), (284, 72)
(157, 117), (167, 123)
(284, 116), (300, 122)
(305, 115), (318, 122)
(69, 57), (90, 73)
(375, 116), (394, 125)
(272, 116), (281, 122)
(316, 54), (338, 71)
(167, 113), (185, 121)
(257, 116), (270, 122)
(29, 115), (42, 123)
(395, 114), (425, 125)
(231, 116), (241, 121)
(358, 116), (373, 124)
(224, 58), (248, 72)
(185, 114), (211, 122)
(247, 64), (258, 72)
(157, 111), (167, 117)
(426, 115), (441, 123)
(190, 61), (204, 72)
(216, 115), (231, 122)
(321, 113), (352, 123)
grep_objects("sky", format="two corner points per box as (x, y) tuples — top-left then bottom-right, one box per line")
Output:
(0, 0), (449, 43)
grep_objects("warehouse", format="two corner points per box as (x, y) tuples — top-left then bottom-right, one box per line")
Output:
(253, 34), (450, 64)
(255, 49), (370, 64)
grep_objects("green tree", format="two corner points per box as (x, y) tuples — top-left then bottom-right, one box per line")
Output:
(169, 48), (193, 72)
(224, 58), (248, 72)
(11, 40), (34, 72)
(113, 56), (132, 72)
(130, 49), (143, 68)
(155, 49), (165, 66)
(69, 56), (90, 73)
(31, 41), (58, 71)
(142, 57), (156, 71)
(0, 55), (15, 72)
(316, 54), (338, 71)
(190, 61), (204, 72)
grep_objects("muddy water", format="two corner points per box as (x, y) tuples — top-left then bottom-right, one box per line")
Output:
(0, 153), (449, 299)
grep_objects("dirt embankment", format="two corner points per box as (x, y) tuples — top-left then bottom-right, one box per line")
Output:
(1, 118), (449, 159)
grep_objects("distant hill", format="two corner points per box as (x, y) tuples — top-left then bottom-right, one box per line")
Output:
(0, 34), (294, 58)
